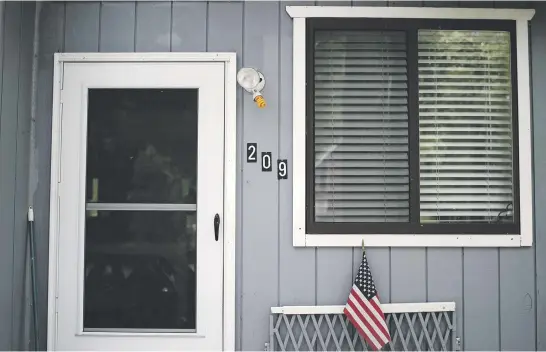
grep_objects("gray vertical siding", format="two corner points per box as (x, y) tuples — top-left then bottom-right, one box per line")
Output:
(279, 0), (316, 310)
(0, 4), (22, 348)
(0, 3), (20, 349)
(136, 2), (171, 52)
(0, 1), (536, 351)
(241, 3), (280, 348)
(99, 2), (135, 53)
(172, 2), (207, 52)
(12, 3), (35, 350)
(532, 3), (546, 350)
(464, 249), (500, 350)
(0, 2), (36, 350)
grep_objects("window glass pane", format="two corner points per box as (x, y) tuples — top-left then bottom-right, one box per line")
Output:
(418, 30), (514, 223)
(84, 210), (196, 331)
(86, 89), (198, 204)
(313, 30), (410, 223)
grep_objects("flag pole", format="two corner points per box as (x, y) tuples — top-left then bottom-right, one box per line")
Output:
(361, 237), (365, 254)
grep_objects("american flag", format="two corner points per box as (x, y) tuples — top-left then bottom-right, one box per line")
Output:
(343, 249), (391, 351)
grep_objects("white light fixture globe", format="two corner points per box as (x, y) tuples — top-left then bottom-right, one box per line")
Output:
(237, 67), (266, 108)
(237, 68), (260, 91)
(237, 67), (264, 92)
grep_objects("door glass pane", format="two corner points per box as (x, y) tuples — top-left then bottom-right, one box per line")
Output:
(83, 210), (196, 331)
(86, 89), (198, 204)
(83, 88), (199, 332)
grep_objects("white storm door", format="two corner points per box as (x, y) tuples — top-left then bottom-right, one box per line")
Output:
(54, 61), (224, 351)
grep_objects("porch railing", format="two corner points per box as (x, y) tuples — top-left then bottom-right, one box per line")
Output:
(269, 302), (458, 351)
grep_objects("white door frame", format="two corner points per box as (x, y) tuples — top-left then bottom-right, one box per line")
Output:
(47, 52), (237, 351)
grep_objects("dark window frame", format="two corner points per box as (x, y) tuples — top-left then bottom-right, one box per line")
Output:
(305, 18), (520, 235)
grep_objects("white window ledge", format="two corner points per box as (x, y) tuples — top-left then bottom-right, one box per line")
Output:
(298, 234), (527, 248)
(289, 6), (535, 248)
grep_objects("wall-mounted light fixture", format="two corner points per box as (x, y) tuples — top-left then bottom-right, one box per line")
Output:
(237, 67), (266, 108)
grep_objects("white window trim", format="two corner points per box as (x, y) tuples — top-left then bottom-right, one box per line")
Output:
(288, 6), (535, 248)
(47, 52), (237, 350)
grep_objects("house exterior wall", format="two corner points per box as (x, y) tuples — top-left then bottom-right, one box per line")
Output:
(1, 1), (544, 350)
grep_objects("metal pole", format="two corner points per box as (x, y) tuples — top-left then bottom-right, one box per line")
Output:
(28, 207), (39, 350)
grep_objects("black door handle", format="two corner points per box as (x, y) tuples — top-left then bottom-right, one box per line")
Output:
(214, 214), (220, 241)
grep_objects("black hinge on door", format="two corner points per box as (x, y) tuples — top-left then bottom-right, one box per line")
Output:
(214, 214), (220, 241)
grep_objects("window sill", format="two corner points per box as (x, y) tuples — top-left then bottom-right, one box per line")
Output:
(295, 233), (531, 248)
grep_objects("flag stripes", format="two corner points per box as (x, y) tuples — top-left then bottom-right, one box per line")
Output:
(370, 296), (386, 320)
(348, 292), (389, 344)
(353, 286), (390, 338)
(344, 305), (383, 350)
(344, 286), (390, 350)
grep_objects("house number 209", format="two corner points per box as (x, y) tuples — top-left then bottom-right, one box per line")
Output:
(246, 142), (288, 180)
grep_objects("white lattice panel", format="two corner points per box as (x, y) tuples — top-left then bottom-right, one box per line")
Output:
(269, 303), (457, 351)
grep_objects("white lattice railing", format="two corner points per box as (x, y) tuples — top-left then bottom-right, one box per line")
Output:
(269, 302), (458, 351)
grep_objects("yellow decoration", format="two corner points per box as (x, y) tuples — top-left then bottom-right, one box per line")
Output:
(254, 95), (266, 108)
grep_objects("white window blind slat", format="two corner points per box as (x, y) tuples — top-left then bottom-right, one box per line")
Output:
(315, 168), (409, 176)
(316, 152), (409, 160)
(315, 59), (407, 66)
(420, 119), (511, 124)
(315, 145), (408, 152)
(315, 113), (408, 120)
(419, 112), (510, 117)
(315, 136), (408, 145)
(315, 97), (408, 105)
(315, 82), (408, 90)
(316, 160), (409, 169)
(419, 81), (509, 87)
(315, 121), (408, 129)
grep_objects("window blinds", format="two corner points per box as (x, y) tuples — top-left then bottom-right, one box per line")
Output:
(313, 30), (410, 223)
(418, 30), (514, 223)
